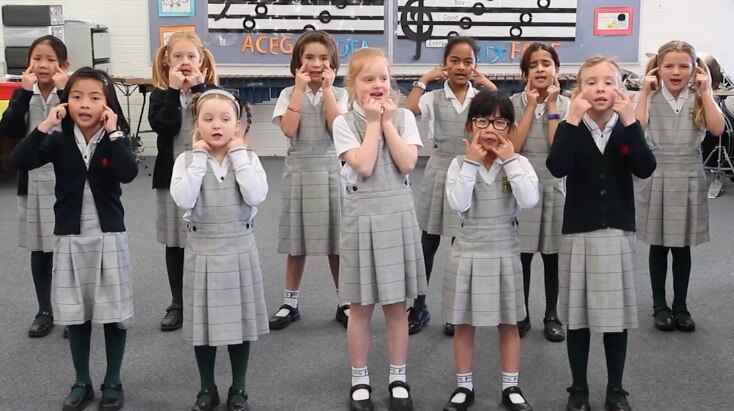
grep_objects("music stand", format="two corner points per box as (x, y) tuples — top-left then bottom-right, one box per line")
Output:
(704, 91), (734, 198)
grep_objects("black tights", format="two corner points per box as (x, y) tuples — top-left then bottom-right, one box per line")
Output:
(165, 246), (185, 305)
(412, 232), (453, 310)
(567, 328), (627, 391)
(648, 245), (691, 310)
(520, 252), (559, 320)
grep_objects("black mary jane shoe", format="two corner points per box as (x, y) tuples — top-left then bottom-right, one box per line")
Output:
(652, 305), (674, 331)
(407, 306), (430, 335)
(191, 386), (220, 411)
(160, 303), (183, 331)
(227, 386), (250, 411)
(336, 304), (350, 329)
(349, 384), (374, 411)
(442, 387), (475, 411)
(28, 311), (54, 338)
(565, 386), (591, 411)
(542, 316), (565, 342)
(604, 387), (632, 411)
(268, 304), (301, 330)
(99, 382), (125, 411)
(443, 322), (456, 337)
(501, 386), (533, 411)
(672, 308), (696, 332)
(388, 380), (414, 411)
(517, 318), (531, 339)
(61, 381), (95, 411)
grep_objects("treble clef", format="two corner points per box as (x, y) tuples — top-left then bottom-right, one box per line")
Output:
(400, 0), (433, 61)
(213, 0), (232, 21)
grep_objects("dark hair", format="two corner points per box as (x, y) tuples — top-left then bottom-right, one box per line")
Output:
(465, 90), (515, 131)
(289, 30), (339, 76)
(60, 67), (130, 135)
(443, 36), (479, 63)
(191, 89), (253, 134)
(26, 35), (68, 65)
(519, 42), (560, 77)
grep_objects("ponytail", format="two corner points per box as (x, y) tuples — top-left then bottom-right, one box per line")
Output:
(152, 44), (170, 89)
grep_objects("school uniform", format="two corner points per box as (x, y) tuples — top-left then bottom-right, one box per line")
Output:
(10, 125), (139, 327)
(272, 86), (348, 255)
(332, 106), (428, 305)
(511, 92), (570, 253)
(415, 82), (477, 237)
(547, 116), (656, 333)
(635, 87), (709, 247)
(442, 155), (539, 326)
(149, 84), (212, 247)
(171, 148), (269, 346)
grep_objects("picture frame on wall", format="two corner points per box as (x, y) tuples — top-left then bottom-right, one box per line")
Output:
(158, 0), (195, 17)
(159, 25), (196, 46)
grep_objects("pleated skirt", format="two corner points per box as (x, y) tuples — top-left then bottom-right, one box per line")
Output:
(517, 177), (565, 254)
(277, 155), (341, 255)
(415, 152), (461, 237)
(156, 188), (188, 247)
(339, 188), (428, 305)
(558, 229), (638, 333)
(18, 164), (56, 251)
(183, 227), (269, 346)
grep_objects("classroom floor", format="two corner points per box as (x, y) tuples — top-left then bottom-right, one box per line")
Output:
(0, 157), (732, 411)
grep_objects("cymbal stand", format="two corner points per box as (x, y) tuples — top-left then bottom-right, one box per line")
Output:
(704, 96), (734, 198)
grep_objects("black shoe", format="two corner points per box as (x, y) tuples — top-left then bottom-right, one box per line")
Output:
(61, 381), (94, 411)
(652, 305), (674, 331)
(501, 386), (533, 411)
(672, 308), (696, 332)
(191, 386), (220, 411)
(517, 318), (531, 338)
(269, 304), (301, 330)
(160, 303), (183, 331)
(28, 311), (54, 338)
(407, 306), (430, 335)
(542, 316), (565, 342)
(443, 322), (456, 337)
(388, 380), (414, 411)
(349, 384), (374, 411)
(63, 326), (69, 339)
(227, 386), (250, 411)
(565, 386), (591, 411)
(336, 304), (350, 329)
(604, 387), (631, 411)
(443, 387), (474, 411)
(99, 382), (124, 410)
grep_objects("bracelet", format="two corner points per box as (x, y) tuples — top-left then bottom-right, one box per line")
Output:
(287, 105), (301, 113)
(547, 113), (560, 120)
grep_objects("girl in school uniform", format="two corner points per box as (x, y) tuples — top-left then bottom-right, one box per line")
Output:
(546, 57), (656, 411)
(634, 40), (724, 332)
(509, 43), (570, 342)
(149, 31), (218, 332)
(11, 67), (138, 411)
(403, 36), (496, 336)
(171, 89), (269, 411)
(0, 35), (69, 338)
(442, 90), (538, 411)
(332, 47), (427, 411)
(269, 30), (350, 330)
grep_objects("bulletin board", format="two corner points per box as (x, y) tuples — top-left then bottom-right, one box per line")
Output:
(148, 0), (640, 67)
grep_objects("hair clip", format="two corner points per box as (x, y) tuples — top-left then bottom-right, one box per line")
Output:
(100, 76), (109, 86)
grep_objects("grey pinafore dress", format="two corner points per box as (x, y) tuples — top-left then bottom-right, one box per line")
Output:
(277, 86), (345, 255)
(511, 93), (569, 254)
(635, 91), (709, 247)
(53, 183), (134, 328)
(415, 89), (470, 237)
(156, 95), (194, 247)
(182, 153), (269, 346)
(442, 157), (526, 326)
(18, 92), (59, 251)
(338, 110), (428, 305)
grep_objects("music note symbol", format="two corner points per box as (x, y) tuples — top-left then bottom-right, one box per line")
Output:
(400, 0), (433, 61)
(213, 0), (232, 21)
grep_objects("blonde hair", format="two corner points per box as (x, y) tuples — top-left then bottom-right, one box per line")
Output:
(345, 48), (390, 105)
(152, 31), (218, 89)
(645, 40), (709, 128)
(576, 55), (623, 88)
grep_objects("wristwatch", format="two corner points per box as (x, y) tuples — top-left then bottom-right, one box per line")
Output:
(412, 81), (427, 91)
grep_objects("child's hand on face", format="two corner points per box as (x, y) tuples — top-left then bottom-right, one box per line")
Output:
(362, 96), (383, 124)
(52, 64), (69, 90)
(21, 64), (38, 91)
(101, 105), (119, 133)
(191, 132), (211, 152)
(491, 134), (515, 162)
(38, 103), (67, 132)
(471, 67), (497, 91)
(525, 84), (541, 107)
(186, 66), (207, 86)
(547, 77), (561, 104)
(380, 95), (397, 124)
(613, 88), (636, 126)
(322, 62), (336, 90)
(295, 65), (311, 92)
(694, 66), (711, 95)
(227, 131), (247, 151)
(169, 62), (186, 90)
(420, 65), (447, 85)
(567, 88), (592, 125)
(464, 129), (487, 162)
(642, 67), (658, 94)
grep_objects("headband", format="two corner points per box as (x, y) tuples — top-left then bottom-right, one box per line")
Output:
(196, 89), (241, 117)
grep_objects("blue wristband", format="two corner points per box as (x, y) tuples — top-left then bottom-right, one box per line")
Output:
(547, 113), (561, 120)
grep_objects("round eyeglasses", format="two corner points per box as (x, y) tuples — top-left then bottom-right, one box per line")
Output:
(472, 117), (510, 131)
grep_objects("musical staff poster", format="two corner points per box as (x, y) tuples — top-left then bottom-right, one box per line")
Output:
(147, 0), (640, 66)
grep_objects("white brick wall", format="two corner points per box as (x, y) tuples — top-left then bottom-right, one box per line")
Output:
(2, 0), (733, 155)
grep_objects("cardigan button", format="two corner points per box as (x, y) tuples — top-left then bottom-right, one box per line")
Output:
(599, 173), (606, 179)
(600, 189), (607, 195)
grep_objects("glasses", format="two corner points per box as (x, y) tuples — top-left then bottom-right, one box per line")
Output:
(472, 117), (510, 131)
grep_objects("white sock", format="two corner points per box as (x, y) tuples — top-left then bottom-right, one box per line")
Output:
(452, 372), (473, 403)
(502, 371), (525, 404)
(351, 366), (370, 401)
(276, 289), (299, 317)
(389, 364), (408, 399)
